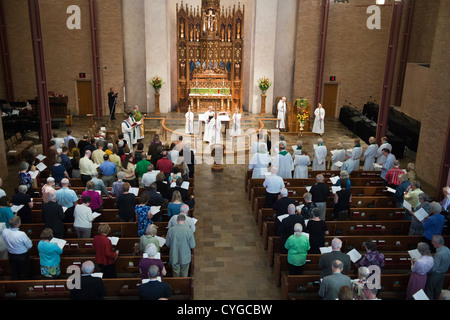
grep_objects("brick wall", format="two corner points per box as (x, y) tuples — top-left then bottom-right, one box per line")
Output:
(414, 0), (450, 197)
(1, 0), (124, 117)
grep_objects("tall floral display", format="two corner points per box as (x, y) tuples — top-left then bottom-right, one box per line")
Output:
(258, 77), (271, 94)
(296, 98), (310, 136)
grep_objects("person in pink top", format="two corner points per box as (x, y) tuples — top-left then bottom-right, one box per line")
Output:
(81, 180), (103, 212)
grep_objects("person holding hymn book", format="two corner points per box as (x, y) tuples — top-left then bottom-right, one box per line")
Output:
(333, 179), (352, 221)
(421, 202), (445, 253)
(354, 241), (385, 270)
(394, 174), (411, 208)
(139, 243), (166, 280)
(263, 167), (285, 209)
(73, 196), (95, 239)
(351, 266), (370, 300)
(318, 238), (351, 278)
(81, 180), (103, 213)
(276, 204), (306, 255)
(293, 151), (310, 179)
(138, 265), (172, 300)
(330, 142), (346, 171)
(69, 260), (106, 300)
(305, 208), (328, 254)
(340, 151), (354, 175)
(93, 223), (119, 279)
(298, 192), (317, 220)
(248, 143), (272, 179)
(318, 260), (352, 300)
(409, 193), (431, 236)
(140, 224), (160, 254)
(284, 223), (310, 275)
(312, 138), (327, 171)
(116, 182), (136, 222)
(351, 139), (363, 171)
(425, 235), (450, 299)
(136, 193), (153, 237)
(406, 242), (434, 300)
(363, 136), (378, 171)
(403, 180), (423, 221)
(38, 228), (63, 279)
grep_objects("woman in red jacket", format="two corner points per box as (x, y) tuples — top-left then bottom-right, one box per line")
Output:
(93, 223), (119, 278)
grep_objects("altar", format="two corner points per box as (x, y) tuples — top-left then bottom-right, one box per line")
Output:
(176, 0), (244, 114)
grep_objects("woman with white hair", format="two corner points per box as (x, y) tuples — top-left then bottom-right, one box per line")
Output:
(249, 143), (272, 178)
(18, 162), (33, 193)
(138, 243), (167, 279)
(421, 201), (445, 253)
(406, 242), (434, 300)
(284, 223), (310, 275)
(351, 266), (370, 300)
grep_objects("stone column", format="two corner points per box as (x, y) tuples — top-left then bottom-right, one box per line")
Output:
(145, 0), (171, 114)
(248, 0), (278, 114)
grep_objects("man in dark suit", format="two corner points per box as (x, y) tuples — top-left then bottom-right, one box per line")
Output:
(272, 188), (296, 231)
(168, 178), (195, 208)
(142, 182), (167, 222)
(138, 265), (172, 300)
(318, 260), (352, 300)
(318, 237), (351, 278)
(41, 193), (65, 239)
(69, 261), (106, 300)
(276, 204), (306, 254)
(309, 174), (330, 220)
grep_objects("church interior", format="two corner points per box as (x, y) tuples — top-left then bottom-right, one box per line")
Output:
(0, 0), (449, 302)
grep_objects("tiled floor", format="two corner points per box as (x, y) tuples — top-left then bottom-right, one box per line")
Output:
(1, 112), (414, 300)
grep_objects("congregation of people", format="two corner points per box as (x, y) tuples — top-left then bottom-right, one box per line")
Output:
(0, 122), (197, 300)
(250, 134), (450, 300)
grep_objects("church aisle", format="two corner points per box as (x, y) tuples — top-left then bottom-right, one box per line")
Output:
(192, 162), (280, 300)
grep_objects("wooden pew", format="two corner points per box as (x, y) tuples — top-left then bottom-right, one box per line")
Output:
(245, 170), (381, 193)
(21, 221), (168, 240)
(279, 273), (450, 300)
(0, 255), (194, 279)
(0, 277), (194, 300)
(256, 207), (406, 235)
(273, 252), (417, 287)
(267, 235), (450, 268)
(30, 208), (194, 223)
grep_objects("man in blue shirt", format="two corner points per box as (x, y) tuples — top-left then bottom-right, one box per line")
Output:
(55, 178), (79, 222)
(99, 154), (117, 187)
(263, 167), (285, 208)
(422, 202), (445, 253)
(380, 148), (396, 183)
(64, 129), (77, 147)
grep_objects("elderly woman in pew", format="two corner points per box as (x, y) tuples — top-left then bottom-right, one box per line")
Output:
(11, 185), (33, 224)
(139, 224), (161, 254)
(93, 223), (119, 279)
(406, 242), (434, 300)
(139, 243), (167, 279)
(38, 228), (63, 279)
(408, 193), (431, 236)
(354, 241), (385, 270)
(351, 266), (370, 300)
(284, 223), (310, 275)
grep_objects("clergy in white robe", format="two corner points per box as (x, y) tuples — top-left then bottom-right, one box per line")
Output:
(272, 144), (294, 179)
(251, 133), (268, 155)
(203, 107), (215, 142)
(185, 107), (194, 134)
(292, 141), (303, 159)
(248, 144), (272, 178)
(276, 97), (287, 130)
(231, 108), (242, 136)
(209, 116), (222, 145)
(293, 152), (311, 179)
(121, 116), (135, 148)
(330, 143), (346, 171)
(312, 139), (327, 171)
(133, 105), (145, 141)
(341, 153), (355, 175)
(312, 104), (325, 135)
(375, 137), (393, 170)
(363, 137), (378, 171)
(351, 139), (363, 171)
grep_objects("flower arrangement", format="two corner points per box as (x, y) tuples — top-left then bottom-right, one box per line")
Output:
(258, 77), (271, 93)
(150, 75), (165, 92)
(296, 98), (310, 123)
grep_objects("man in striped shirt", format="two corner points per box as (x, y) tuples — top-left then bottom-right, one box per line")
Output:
(385, 160), (404, 188)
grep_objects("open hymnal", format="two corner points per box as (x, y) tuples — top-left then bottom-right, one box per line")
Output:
(36, 154), (47, 161)
(108, 237), (119, 246)
(403, 200), (412, 212)
(277, 214), (289, 222)
(155, 235), (166, 247)
(329, 176), (339, 184)
(413, 289), (429, 300)
(36, 162), (47, 172)
(50, 238), (67, 250)
(413, 207), (428, 222)
(319, 246), (332, 254)
(334, 161), (344, 168)
(10, 205), (24, 213)
(181, 181), (190, 190)
(331, 186), (341, 194)
(150, 206), (161, 215)
(305, 186), (312, 192)
(129, 187), (139, 197)
(29, 171), (39, 180)
(91, 273), (104, 279)
(301, 232), (310, 239)
(347, 249), (362, 263)
(373, 163), (383, 169)
(386, 187), (396, 193)
(408, 249), (421, 261)
(92, 212), (101, 220)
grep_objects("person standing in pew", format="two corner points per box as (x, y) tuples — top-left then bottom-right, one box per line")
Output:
(69, 260), (106, 300)
(139, 243), (167, 280)
(318, 260), (352, 300)
(38, 228), (63, 279)
(284, 223), (310, 275)
(166, 214), (195, 277)
(425, 235), (450, 299)
(99, 154), (117, 187)
(333, 179), (352, 221)
(93, 223), (119, 279)
(305, 208), (328, 254)
(55, 178), (79, 223)
(421, 202), (445, 253)
(73, 196), (95, 238)
(82, 181), (103, 213)
(263, 167), (285, 209)
(309, 174), (330, 221)
(318, 238), (351, 278)
(272, 188), (296, 231)
(138, 265), (172, 300)
(116, 182), (136, 222)
(42, 193), (65, 239)
(276, 204), (306, 255)
(354, 241), (385, 270)
(1, 216), (32, 280)
(79, 150), (96, 187)
(11, 185), (33, 224)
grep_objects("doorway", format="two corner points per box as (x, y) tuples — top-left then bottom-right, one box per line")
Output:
(76, 81), (93, 115)
(322, 83), (339, 118)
